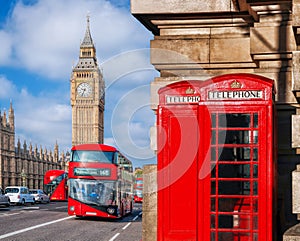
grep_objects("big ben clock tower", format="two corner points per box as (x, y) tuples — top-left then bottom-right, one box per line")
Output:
(71, 16), (105, 146)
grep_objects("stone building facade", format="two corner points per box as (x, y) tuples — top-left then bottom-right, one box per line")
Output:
(131, 0), (300, 237)
(0, 102), (66, 189)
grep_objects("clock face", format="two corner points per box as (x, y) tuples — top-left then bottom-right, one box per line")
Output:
(77, 82), (92, 97)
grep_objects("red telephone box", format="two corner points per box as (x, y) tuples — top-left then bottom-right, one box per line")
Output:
(157, 73), (276, 241)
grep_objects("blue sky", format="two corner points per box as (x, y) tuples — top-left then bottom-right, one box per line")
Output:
(0, 0), (158, 167)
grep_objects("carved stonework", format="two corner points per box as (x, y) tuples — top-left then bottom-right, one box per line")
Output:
(70, 16), (105, 146)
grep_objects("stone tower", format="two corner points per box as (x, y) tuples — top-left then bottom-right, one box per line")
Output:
(70, 16), (105, 146)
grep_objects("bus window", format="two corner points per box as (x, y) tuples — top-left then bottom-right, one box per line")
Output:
(71, 150), (115, 163)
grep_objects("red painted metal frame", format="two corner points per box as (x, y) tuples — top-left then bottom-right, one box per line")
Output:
(157, 74), (276, 241)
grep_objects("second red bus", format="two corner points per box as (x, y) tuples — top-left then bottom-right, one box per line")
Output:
(44, 169), (68, 201)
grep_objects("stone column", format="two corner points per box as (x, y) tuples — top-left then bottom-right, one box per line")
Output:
(283, 224), (300, 240)
(142, 164), (157, 241)
(292, 165), (300, 219)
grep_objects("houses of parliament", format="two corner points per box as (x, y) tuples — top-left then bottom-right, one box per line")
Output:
(0, 102), (66, 189)
(0, 16), (104, 189)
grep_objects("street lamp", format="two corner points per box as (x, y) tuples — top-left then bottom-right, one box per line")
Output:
(20, 169), (27, 186)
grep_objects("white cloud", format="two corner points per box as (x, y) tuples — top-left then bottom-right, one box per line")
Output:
(102, 49), (155, 88)
(14, 90), (71, 152)
(0, 31), (13, 65)
(2, 0), (152, 80)
(110, 84), (156, 160)
(0, 76), (17, 98)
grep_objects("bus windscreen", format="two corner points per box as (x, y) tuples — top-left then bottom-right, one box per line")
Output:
(69, 179), (116, 206)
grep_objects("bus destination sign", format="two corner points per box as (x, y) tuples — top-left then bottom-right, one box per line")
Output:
(208, 90), (263, 100)
(74, 168), (111, 177)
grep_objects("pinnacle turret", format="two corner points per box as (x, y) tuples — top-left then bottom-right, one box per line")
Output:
(9, 101), (15, 130)
(81, 15), (94, 48)
(75, 15), (98, 69)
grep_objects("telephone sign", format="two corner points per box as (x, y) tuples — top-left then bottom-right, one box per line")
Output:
(157, 73), (276, 241)
(208, 90), (263, 100)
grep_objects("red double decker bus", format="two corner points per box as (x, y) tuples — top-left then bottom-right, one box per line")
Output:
(68, 144), (134, 218)
(134, 176), (143, 203)
(44, 169), (68, 201)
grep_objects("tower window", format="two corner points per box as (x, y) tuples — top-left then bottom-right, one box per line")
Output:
(81, 51), (92, 57)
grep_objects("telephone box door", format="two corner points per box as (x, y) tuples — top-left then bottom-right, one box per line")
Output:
(202, 107), (270, 241)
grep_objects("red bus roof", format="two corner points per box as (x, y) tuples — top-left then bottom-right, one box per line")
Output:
(44, 169), (67, 184)
(44, 169), (66, 176)
(71, 144), (117, 152)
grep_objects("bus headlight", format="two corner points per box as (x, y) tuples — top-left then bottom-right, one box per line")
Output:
(70, 206), (75, 212)
(107, 207), (115, 214)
